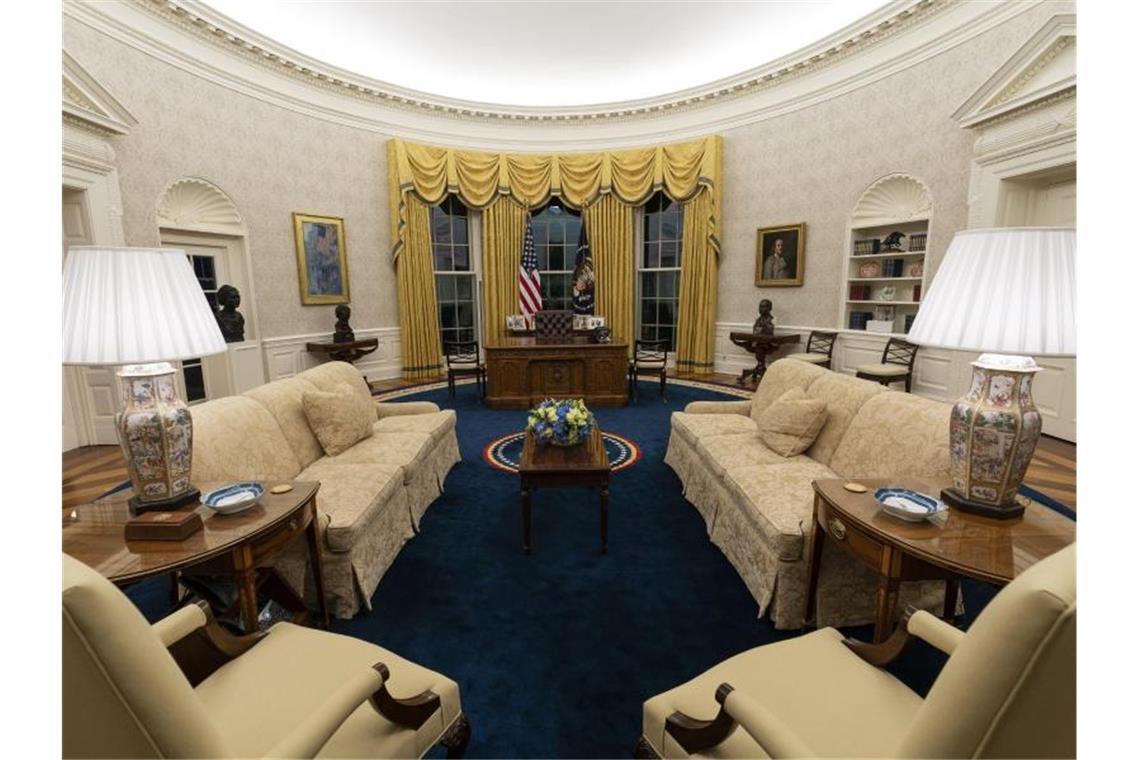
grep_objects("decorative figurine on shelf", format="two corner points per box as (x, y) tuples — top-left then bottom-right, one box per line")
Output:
(592, 325), (612, 344)
(874, 305), (896, 322)
(879, 285), (897, 301)
(881, 231), (906, 252)
(752, 299), (775, 335)
(214, 284), (245, 343)
(333, 304), (354, 344)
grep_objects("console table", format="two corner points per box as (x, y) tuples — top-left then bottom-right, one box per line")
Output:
(484, 336), (628, 409)
(728, 331), (801, 387)
(305, 338), (378, 363)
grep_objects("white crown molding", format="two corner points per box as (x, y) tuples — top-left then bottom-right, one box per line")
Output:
(954, 13), (1075, 129)
(63, 50), (137, 135)
(63, 0), (1041, 150)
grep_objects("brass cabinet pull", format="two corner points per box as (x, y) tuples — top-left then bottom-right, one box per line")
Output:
(288, 519), (298, 532)
(828, 518), (847, 541)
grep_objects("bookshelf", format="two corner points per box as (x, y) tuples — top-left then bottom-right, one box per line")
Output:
(841, 174), (933, 334)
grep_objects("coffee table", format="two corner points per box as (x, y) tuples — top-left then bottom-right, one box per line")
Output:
(63, 480), (328, 633)
(519, 427), (611, 554)
(806, 477), (1075, 642)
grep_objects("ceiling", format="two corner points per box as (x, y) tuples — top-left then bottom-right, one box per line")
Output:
(201, 0), (887, 108)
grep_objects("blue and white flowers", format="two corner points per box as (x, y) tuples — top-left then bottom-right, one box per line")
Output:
(526, 398), (595, 447)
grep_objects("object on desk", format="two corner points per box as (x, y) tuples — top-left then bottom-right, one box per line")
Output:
(858, 260), (881, 278)
(269, 483), (294, 495)
(874, 487), (948, 523)
(506, 314), (528, 331)
(843, 482), (868, 493)
(202, 482), (265, 515)
(752, 299), (774, 335)
(332, 304), (355, 343)
(124, 509), (204, 541)
(592, 325), (612, 344)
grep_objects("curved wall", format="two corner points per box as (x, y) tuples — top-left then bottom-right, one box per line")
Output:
(62, 1), (1071, 344)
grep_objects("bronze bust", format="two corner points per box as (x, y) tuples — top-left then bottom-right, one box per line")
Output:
(752, 299), (774, 336)
(333, 304), (355, 344)
(214, 284), (245, 343)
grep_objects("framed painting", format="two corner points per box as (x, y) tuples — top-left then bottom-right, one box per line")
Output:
(755, 223), (805, 287)
(292, 212), (350, 305)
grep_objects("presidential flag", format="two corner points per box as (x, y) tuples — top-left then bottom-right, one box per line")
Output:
(518, 216), (542, 324)
(571, 221), (595, 315)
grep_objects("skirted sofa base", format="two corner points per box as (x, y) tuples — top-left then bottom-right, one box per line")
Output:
(665, 359), (958, 630)
(190, 362), (461, 619)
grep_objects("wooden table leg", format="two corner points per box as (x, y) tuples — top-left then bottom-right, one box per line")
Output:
(306, 498), (329, 627)
(804, 496), (826, 629)
(234, 545), (260, 634)
(600, 483), (609, 554)
(874, 558), (901, 643)
(521, 484), (533, 555)
(943, 578), (960, 622)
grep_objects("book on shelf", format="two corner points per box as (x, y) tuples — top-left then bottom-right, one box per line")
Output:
(849, 284), (871, 300)
(913, 284), (922, 301)
(853, 238), (881, 255)
(908, 232), (927, 252)
(904, 314), (916, 333)
(848, 311), (874, 330)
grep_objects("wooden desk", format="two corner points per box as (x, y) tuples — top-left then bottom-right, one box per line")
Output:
(485, 336), (628, 409)
(519, 428), (611, 554)
(63, 481), (328, 633)
(728, 331), (801, 387)
(806, 478), (1075, 642)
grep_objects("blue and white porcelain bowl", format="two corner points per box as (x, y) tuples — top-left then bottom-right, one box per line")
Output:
(202, 482), (265, 515)
(873, 487), (947, 523)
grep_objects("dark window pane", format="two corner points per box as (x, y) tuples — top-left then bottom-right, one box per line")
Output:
(660, 325), (675, 350)
(548, 222), (564, 245)
(457, 302), (474, 329)
(660, 241), (678, 268)
(659, 271), (677, 296)
(641, 324), (656, 341)
(645, 242), (661, 269)
(183, 362), (206, 403)
(453, 247), (470, 272)
(549, 245), (563, 271)
(433, 247), (452, 271)
(646, 213), (660, 242)
(204, 292), (218, 311)
(641, 300), (656, 326)
(433, 214), (451, 245)
(453, 220), (468, 245)
(436, 274), (456, 302)
(641, 272), (656, 297)
(661, 212), (679, 241)
(455, 274), (473, 300)
(658, 300), (675, 326)
(537, 247), (549, 270)
(440, 304), (456, 329)
(534, 225), (548, 247)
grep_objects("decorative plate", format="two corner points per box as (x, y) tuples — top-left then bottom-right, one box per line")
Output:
(202, 482), (265, 515)
(873, 487), (947, 522)
(858, 260), (881, 278)
(908, 262), (924, 278)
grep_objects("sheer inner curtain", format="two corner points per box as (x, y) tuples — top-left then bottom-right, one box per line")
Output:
(387, 136), (722, 377)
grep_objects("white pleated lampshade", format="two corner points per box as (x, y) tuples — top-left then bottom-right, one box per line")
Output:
(907, 227), (1076, 356)
(62, 246), (227, 365)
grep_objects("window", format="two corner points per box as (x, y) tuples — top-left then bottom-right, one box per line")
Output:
(432, 196), (476, 348)
(638, 194), (683, 349)
(181, 253), (219, 403)
(530, 200), (582, 312)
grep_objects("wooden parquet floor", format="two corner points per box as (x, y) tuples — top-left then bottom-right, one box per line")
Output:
(63, 371), (1076, 512)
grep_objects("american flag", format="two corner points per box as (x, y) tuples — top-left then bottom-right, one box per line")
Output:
(518, 216), (542, 321)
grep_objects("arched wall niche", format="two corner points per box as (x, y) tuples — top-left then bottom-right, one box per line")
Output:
(156, 176), (245, 236)
(850, 172), (933, 229)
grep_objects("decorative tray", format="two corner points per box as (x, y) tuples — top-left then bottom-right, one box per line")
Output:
(202, 482), (265, 515)
(873, 487), (947, 523)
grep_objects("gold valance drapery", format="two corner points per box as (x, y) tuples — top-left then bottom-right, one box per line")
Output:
(387, 135), (722, 378)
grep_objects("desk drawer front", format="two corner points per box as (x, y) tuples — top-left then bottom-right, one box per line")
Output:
(817, 500), (883, 569)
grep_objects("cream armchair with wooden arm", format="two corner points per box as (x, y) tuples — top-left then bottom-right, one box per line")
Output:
(63, 554), (471, 759)
(637, 544), (1075, 759)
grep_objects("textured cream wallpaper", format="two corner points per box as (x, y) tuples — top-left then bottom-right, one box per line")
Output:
(64, 17), (396, 339)
(65, 2), (1065, 339)
(716, 2), (1065, 328)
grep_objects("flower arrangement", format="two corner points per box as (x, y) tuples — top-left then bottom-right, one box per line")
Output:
(526, 398), (595, 447)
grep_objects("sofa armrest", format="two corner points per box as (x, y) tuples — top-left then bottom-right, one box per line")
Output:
(375, 400), (441, 419)
(682, 400), (751, 415)
(262, 664), (388, 758)
(907, 610), (965, 655)
(723, 687), (815, 759)
(152, 603), (207, 647)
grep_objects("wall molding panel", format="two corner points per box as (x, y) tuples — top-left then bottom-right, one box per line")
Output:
(262, 327), (403, 383)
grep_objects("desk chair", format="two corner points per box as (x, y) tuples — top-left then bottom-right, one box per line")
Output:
(629, 339), (669, 401)
(62, 554), (471, 759)
(443, 340), (485, 399)
(855, 337), (919, 392)
(637, 544), (1075, 759)
(784, 330), (838, 370)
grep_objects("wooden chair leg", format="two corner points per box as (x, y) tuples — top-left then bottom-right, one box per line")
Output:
(660, 369), (666, 399)
(440, 714), (471, 759)
(905, 374), (912, 393)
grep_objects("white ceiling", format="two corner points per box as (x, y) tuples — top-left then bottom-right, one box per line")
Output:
(201, 0), (887, 108)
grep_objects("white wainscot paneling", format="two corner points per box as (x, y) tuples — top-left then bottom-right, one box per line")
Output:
(261, 327), (403, 383)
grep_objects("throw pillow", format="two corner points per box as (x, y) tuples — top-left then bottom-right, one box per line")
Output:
(302, 383), (374, 456)
(757, 388), (828, 457)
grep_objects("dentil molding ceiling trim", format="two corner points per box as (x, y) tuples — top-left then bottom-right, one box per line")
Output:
(63, 0), (1045, 149)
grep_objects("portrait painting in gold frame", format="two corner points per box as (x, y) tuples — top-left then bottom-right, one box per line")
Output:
(755, 223), (805, 287)
(292, 212), (350, 305)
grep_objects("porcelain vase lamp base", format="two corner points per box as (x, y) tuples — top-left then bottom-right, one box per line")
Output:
(115, 362), (200, 515)
(942, 354), (1042, 520)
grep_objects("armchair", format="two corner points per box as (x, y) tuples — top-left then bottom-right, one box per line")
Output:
(63, 554), (471, 759)
(637, 544), (1074, 758)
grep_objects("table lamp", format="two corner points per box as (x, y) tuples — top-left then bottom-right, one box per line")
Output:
(907, 227), (1075, 519)
(62, 246), (227, 513)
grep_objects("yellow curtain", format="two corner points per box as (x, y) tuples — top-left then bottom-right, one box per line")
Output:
(387, 135), (722, 373)
(584, 195), (635, 349)
(675, 187), (720, 374)
(393, 195), (443, 381)
(481, 196), (528, 347)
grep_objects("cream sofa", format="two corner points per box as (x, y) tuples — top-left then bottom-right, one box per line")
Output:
(665, 358), (953, 629)
(189, 361), (460, 619)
